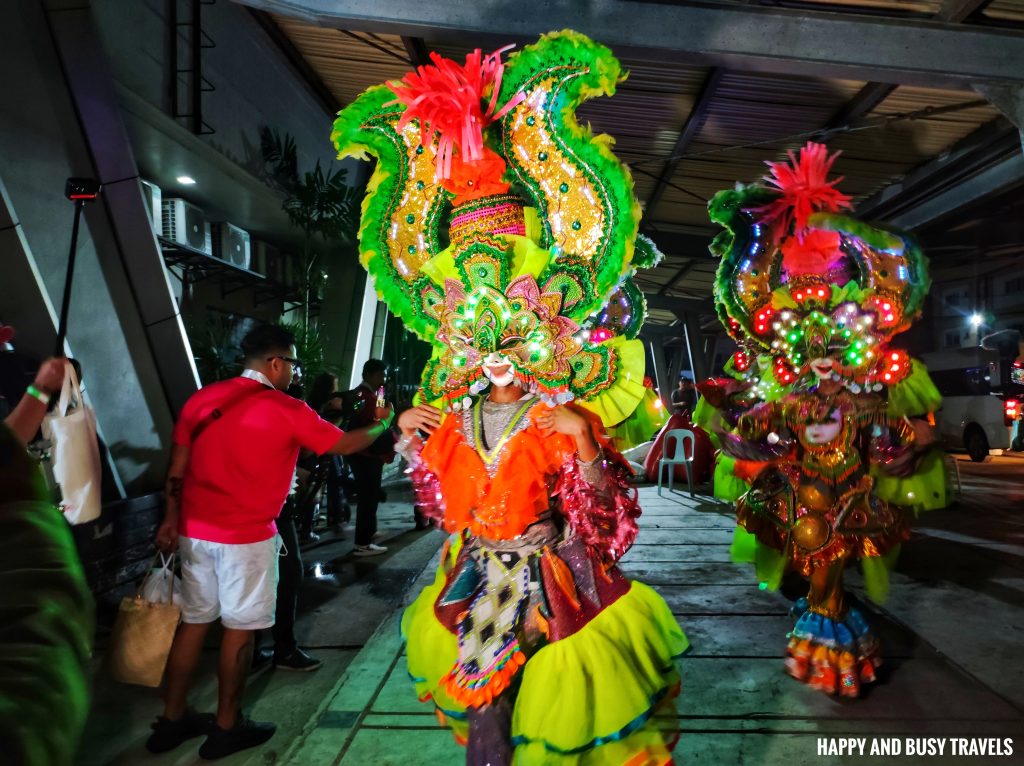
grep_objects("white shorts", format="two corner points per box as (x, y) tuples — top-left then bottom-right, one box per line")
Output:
(178, 535), (281, 630)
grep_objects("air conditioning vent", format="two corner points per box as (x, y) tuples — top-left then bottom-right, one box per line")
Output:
(140, 180), (162, 234)
(162, 198), (211, 254)
(212, 222), (252, 270)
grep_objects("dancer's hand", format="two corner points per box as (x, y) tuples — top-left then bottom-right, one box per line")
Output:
(537, 406), (599, 461)
(535, 406), (589, 438)
(398, 404), (442, 436)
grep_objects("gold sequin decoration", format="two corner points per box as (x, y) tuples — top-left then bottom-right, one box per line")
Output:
(730, 242), (776, 327)
(368, 116), (444, 283)
(504, 75), (609, 265)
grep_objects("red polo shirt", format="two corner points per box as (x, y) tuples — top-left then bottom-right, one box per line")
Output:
(172, 377), (343, 544)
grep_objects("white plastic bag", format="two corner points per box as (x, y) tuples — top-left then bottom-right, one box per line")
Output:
(139, 553), (182, 605)
(42, 363), (102, 524)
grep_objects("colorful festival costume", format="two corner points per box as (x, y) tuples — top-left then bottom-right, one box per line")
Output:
(332, 31), (685, 764)
(705, 143), (947, 696)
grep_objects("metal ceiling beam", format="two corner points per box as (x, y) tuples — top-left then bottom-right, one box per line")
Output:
(401, 35), (430, 67)
(820, 0), (993, 135)
(938, 0), (994, 22)
(856, 118), (1020, 221)
(974, 83), (1024, 151)
(657, 260), (702, 296)
(823, 82), (895, 133)
(888, 152), (1024, 229)
(645, 68), (725, 218)
(643, 293), (714, 313)
(231, 0), (1024, 88)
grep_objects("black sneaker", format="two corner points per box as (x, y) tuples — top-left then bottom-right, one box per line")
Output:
(274, 648), (323, 672)
(250, 646), (275, 674)
(198, 714), (276, 760)
(145, 709), (216, 753)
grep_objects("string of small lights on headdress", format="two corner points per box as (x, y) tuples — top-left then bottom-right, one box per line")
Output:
(709, 141), (931, 395)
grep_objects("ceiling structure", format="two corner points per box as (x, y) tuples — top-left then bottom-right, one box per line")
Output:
(238, 0), (1024, 360)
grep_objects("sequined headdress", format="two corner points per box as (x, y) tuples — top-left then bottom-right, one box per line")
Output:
(709, 142), (931, 395)
(332, 31), (662, 426)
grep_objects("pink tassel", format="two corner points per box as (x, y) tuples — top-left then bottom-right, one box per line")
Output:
(410, 461), (445, 524)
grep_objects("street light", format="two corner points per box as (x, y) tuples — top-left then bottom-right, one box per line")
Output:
(969, 313), (984, 328)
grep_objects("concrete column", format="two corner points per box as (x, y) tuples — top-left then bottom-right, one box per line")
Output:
(680, 311), (710, 382)
(648, 339), (671, 410)
(349, 277), (381, 389)
(0, 2), (183, 490)
(974, 83), (1024, 150)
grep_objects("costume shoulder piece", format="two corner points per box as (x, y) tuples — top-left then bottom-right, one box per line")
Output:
(332, 31), (665, 437)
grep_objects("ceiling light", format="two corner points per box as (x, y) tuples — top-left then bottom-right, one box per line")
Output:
(176, 175), (196, 185)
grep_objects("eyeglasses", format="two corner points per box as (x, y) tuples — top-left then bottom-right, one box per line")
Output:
(267, 356), (303, 370)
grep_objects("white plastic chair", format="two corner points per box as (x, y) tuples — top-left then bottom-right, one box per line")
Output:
(657, 428), (696, 497)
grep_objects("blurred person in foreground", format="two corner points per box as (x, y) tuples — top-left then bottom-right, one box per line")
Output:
(0, 356), (94, 766)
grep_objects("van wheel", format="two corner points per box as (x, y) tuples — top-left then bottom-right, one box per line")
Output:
(964, 426), (990, 463)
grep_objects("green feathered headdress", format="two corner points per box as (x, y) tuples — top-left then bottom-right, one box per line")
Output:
(332, 31), (658, 427)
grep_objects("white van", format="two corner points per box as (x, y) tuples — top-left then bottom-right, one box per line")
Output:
(921, 348), (1021, 462)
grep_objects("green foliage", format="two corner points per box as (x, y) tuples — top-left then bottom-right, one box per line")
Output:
(282, 162), (361, 248)
(279, 318), (338, 383)
(183, 314), (241, 384)
(258, 126), (299, 194)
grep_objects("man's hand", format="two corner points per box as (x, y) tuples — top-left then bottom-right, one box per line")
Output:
(398, 404), (442, 437)
(34, 357), (68, 395)
(374, 406), (395, 428)
(155, 516), (179, 553)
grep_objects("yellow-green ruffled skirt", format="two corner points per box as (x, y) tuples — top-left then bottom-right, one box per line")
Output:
(402, 567), (687, 764)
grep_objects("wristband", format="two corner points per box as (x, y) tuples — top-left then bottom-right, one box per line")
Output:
(26, 385), (51, 405)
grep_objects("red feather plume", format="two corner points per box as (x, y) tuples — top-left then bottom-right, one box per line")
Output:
(754, 142), (852, 240)
(388, 46), (524, 180)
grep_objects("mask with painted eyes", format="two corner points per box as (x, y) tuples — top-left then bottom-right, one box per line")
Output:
(427, 273), (611, 408)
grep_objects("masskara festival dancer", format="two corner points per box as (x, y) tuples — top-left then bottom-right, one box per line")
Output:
(331, 30), (685, 765)
(705, 143), (947, 697)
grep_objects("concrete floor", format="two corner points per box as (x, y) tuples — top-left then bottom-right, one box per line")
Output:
(78, 456), (1024, 765)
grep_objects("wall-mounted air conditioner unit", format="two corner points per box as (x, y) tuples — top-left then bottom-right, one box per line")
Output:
(212, 222), (252, 270)
(162, 198), (211, 254)
(253, 241), (282, 282)
(140, 179), (162, 234)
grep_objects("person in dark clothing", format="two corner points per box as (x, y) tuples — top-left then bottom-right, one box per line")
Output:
(252, 496), (318, 672)
(303, 373), (351, 539)
(671, 376), (698, 417)
(253, 383), (322, 674)
(345, 359), (396, 557)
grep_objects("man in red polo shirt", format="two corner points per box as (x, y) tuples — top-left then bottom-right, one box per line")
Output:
(149, 325), (393, 760)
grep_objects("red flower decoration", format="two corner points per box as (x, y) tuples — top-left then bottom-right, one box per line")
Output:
(439, 147), (510, 203)
(780, 228), (843, 275)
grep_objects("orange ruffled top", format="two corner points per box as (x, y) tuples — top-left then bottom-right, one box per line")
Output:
(420, 407), (577, 540)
